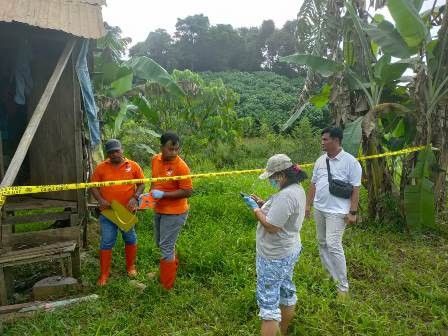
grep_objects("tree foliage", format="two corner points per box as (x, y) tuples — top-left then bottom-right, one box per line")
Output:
(129, 15), (299, 76)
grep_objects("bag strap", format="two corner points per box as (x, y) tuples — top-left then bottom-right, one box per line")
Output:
(326, 158), (333, 182)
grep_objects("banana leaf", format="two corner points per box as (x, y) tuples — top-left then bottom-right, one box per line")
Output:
(280, 54), (343, 77)
(342, 117), (363, 156)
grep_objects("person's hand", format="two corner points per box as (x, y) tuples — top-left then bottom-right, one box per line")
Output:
(152, 189), (165, 199)
(98, 198), (111, 211)
(127, 197), (138, 211)
(243, 196), (259, 209)
(305, 206), (311, 219)
(250, 194), (264, 207)
(346, 213), (357, 224)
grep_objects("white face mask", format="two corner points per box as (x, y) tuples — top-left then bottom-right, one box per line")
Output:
(269, 178), (280, 189)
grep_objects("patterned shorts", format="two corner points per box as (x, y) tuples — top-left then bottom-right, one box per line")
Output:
(256, 246), (302, 321)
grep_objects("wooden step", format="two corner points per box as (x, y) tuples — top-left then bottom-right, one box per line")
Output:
(0, 241), (77, 267)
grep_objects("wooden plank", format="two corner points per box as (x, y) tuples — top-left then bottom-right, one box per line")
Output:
(4, 227), (81, 249)
(0, 246), (75, 261)
(0, 301), (42, 314)
(1, 253), (71, 268)
(0, 131), (4, 179)
(3, 211), (71, 225)
(4, 197), (77, 212)
(0, 268), (7, 305)
(0, 38), (76, 190)
(72, 47), (88, 241)
(69, 213), (78, 227)
(29, 43), (80, 201)
(0, 207), (10, 251)
(0, 241), (76, 259)
(0, 248), (76, 265)
(71, 246), (80, 278)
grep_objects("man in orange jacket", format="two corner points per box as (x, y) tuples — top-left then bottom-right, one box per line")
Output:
(151, 132), (193, 290)
(91, 139), (145, 286)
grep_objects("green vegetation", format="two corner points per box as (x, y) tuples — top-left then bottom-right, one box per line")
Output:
(3, 175), (448, 335)
(129, 15), (298, 76)
(201, 71), (329, 133)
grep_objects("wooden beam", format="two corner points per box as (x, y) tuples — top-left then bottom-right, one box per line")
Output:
(0, 301), (41, 314)
(0, 267), (8, 305)
(3, 211), (71, 225)
(0, 38), (77, 189)
(4, 226), (80, 248)
(0, 131), (4, 179)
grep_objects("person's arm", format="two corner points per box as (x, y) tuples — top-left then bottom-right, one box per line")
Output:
(91, 187), (110, 210)
(161, 189), (193, 199)
(346, 159), (363, 224)
(253, 208), (282, 233)
(346, 186), (360, 224)
(127, 183), (146, 210)
(135, 183), (145, 198)
(305, 183), (316, 219)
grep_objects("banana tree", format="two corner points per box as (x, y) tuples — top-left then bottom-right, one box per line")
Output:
(94, 55), (185, 150)
(284, 0), (446, 227)
(366, 1), (447, 220)
(281, 1), (414, 220)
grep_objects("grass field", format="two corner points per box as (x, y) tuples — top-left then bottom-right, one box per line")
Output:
(3, 174), (448, 335)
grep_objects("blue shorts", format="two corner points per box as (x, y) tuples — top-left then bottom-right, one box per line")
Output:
(256, 246), (302, 321)
(99, 215), (137, 250)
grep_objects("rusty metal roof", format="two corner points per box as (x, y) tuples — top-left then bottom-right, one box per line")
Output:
(0, 0), (106, 38)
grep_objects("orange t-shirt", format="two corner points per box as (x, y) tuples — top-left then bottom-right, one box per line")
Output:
(151, 153), (193, 214)
(91, 158), (145, 207)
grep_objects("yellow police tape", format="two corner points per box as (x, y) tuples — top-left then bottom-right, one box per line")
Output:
(0, 145), (427, 205)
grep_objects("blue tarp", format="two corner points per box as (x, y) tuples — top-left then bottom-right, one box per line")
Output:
(76, 39), (101, 146)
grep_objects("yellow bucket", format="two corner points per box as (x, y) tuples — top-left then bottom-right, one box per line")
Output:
(101, 200), (138, 232)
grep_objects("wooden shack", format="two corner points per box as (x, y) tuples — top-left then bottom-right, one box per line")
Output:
(0, 0), (106, 304)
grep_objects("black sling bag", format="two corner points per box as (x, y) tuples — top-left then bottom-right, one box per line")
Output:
(326, 158), (353, 199)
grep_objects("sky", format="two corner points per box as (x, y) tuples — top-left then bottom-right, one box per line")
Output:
(102, 0), (445, 47)
(102, 0), (301, 45)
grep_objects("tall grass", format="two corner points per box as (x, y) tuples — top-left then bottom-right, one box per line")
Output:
(3, 174), (448, 335)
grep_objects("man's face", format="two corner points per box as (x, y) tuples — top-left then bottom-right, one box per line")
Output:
(321, 133), (338, 152)
(107, 149), (124, 164)
(161, 140), (180, 161)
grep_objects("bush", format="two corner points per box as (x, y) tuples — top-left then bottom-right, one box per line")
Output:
(184, 117), (322, 170)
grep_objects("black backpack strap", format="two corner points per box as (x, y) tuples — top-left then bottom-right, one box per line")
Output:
(326, 158), (332, 182)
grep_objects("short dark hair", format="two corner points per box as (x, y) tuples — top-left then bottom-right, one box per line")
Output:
(160, 132), (180, 146)
(321, 127), (343, 142)
(274, 165), (308, 189)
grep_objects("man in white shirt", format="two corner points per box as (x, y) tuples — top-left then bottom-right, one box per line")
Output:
(306, 127), (362, 297)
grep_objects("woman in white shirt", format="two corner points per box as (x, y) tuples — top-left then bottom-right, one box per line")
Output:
(242, 154), (307, 336)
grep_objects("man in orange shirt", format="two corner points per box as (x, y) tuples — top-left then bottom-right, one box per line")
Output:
(91, 139), (145, 286)
(151, 132), (193, 290)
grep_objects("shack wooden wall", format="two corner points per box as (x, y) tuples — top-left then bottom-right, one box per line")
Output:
(28, 35), (84, 201)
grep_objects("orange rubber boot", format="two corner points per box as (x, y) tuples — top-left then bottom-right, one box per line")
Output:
(97, 249), (112, 286)
(125, 244), (138, 277)
(160, 258), (177, 290)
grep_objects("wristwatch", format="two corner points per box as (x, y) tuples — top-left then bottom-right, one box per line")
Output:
(349, 210), (357, 215)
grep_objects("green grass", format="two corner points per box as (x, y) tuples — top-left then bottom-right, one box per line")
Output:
(3, 175), (448, 335)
